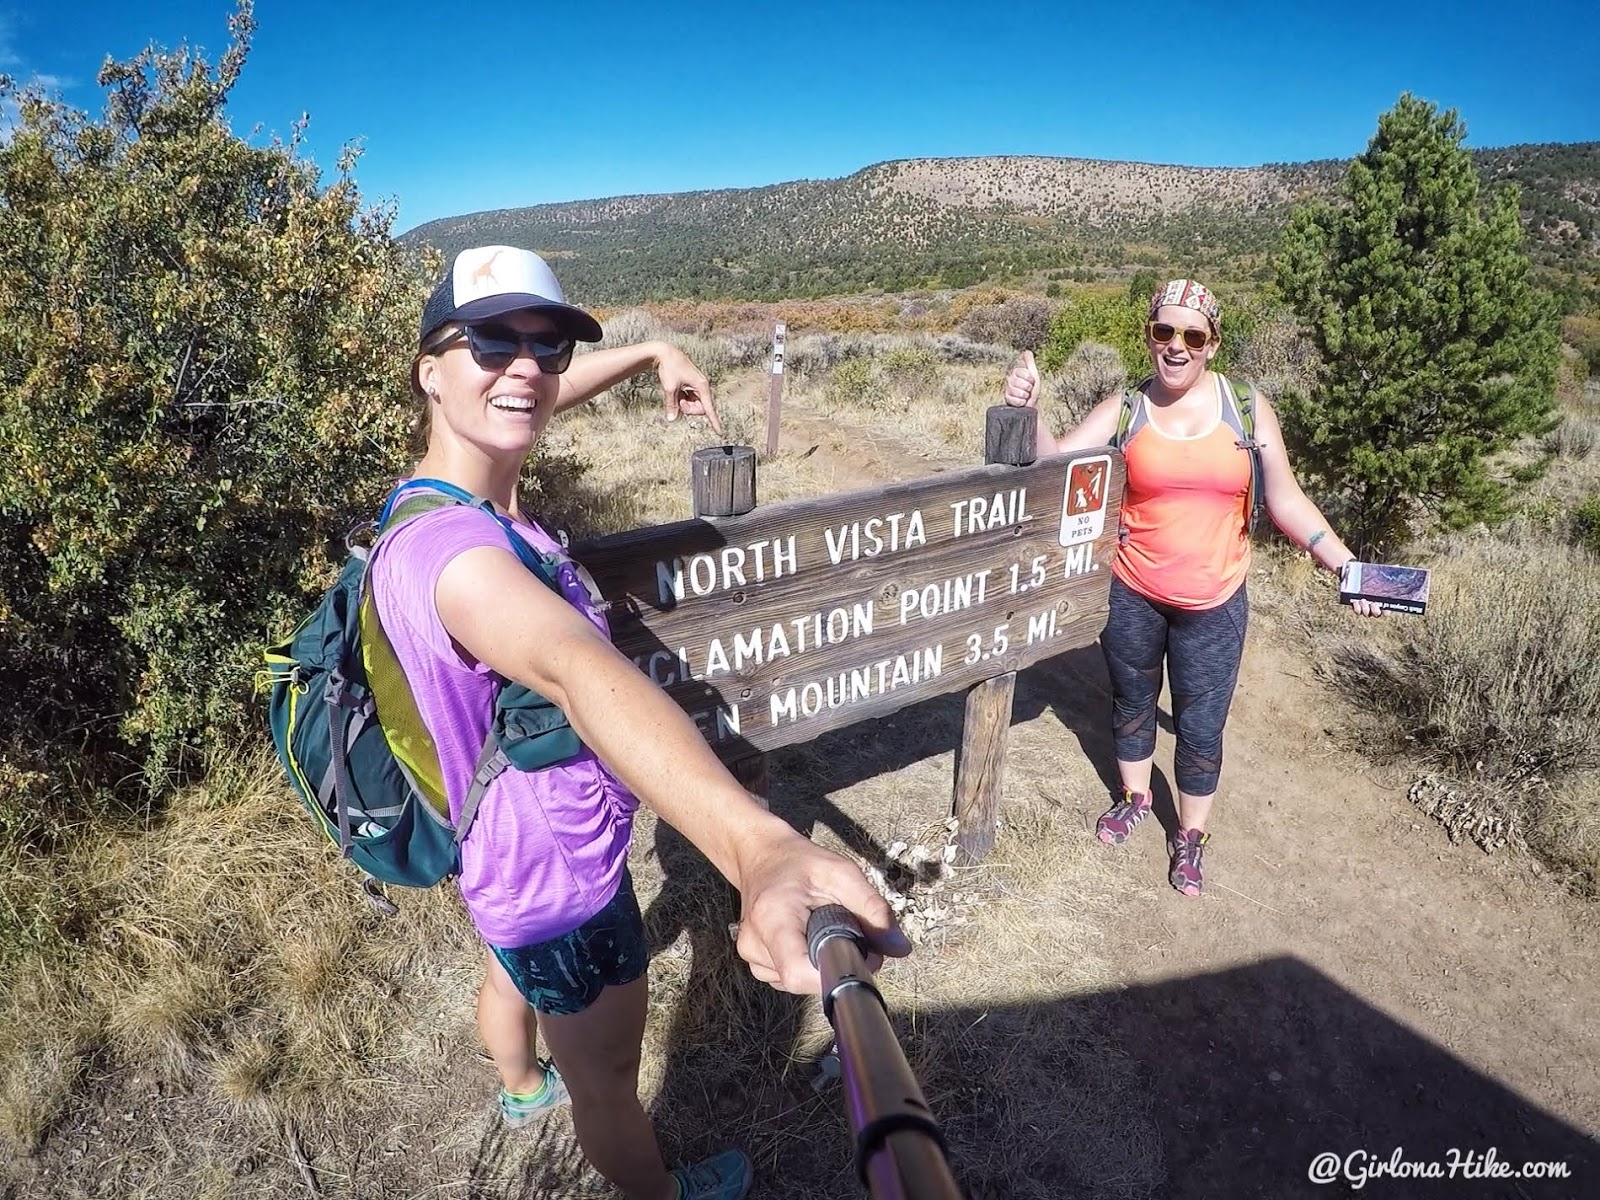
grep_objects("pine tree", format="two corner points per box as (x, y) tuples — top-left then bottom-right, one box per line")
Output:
(1274, 94), (1561, 553)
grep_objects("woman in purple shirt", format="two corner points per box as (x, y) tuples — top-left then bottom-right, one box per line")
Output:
(377, 245), (903, 1200)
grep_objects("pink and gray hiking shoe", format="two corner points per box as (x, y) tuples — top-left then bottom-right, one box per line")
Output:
(1096, 788), (1153, 845)
(1168, 827), (1209, 897)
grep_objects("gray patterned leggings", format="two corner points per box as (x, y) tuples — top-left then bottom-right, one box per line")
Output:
(1102, 575), (1249, 797)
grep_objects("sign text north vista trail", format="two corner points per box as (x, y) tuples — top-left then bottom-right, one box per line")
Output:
(572, 451), (1125, 761)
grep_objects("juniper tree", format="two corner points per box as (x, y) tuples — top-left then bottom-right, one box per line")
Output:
(1274, 94), (1560, 554)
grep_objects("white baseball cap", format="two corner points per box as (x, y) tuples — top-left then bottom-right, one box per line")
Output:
(418, 245), (603, 347)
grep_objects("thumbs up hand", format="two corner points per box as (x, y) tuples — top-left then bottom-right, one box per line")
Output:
(1003, 350), (1041, 408)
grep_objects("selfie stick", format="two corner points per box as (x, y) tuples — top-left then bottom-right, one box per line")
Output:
(807, 905), (965, 1200)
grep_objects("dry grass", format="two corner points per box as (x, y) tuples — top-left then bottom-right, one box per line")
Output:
(1310, 528), (1600, 883)
(0, 361), (1157, 1197)
(0, 960), (96, 1150)
(1544, 411), (1600, 460)
(0, 744), (482, 1174)
(2, 726), (1153, 1197)
(790, 339), (1005, 468)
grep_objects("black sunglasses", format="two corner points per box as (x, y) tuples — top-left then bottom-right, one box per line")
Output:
(425, 324), (576, 374)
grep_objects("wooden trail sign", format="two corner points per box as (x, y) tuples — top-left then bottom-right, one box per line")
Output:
(572, 449), (1125, 767)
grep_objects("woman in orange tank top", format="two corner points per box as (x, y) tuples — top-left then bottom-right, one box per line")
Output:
(1000, 279), (1382, 897)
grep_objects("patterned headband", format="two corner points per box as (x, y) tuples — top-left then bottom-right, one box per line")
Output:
(1149, 279), (1221, 332)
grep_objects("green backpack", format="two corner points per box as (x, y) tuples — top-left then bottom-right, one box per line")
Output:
(1113, 373), (1267, 535)
(264, 478), (583, 907)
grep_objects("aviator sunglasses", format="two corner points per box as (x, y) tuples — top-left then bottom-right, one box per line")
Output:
(425, 323), (576, 374)
(1146, 321), (1212, 352)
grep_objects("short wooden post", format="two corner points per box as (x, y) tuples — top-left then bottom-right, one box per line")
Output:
(764, 322), (787, 460)
(689, 444), (768, 805)
(985, 404), (1037, 467)
(953, 413), (1031, 861)
(691, 445), (757, 518)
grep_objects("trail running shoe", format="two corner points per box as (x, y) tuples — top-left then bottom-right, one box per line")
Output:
(1096, 788), (1153, 845)
(671, 1148), (754, 1200)
(498, 1062), (570, 1128)
(1168, 827), (1209, 897)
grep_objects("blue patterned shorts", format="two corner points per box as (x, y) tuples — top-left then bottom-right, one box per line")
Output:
(489, 870), (649, 1016)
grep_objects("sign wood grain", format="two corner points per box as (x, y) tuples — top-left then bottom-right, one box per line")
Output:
(571, 450), (1124, 759)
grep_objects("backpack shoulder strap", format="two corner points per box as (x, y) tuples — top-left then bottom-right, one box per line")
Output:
(377, 477), (565, 592)
(1217, 374), (1266, 535)
(1220, 374), (1259, 441)
(1113, 378), (1154, 449)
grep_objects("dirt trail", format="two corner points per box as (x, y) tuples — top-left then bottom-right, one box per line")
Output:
(782, 397), (1600, 1198)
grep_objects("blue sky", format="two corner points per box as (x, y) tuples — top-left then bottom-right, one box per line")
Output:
(5, 1), (1597, 233)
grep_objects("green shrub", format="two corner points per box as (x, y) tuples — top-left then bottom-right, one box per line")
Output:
(0, 4), (423, 812)
(1508, 458), (1552, 484)
(1047, 341), (1127, 427)
(1563, 314), (1600, 378)
(879, 345), (939, 397)
(1571, 494), (1600, 555)
(1275, 94), (1561, 554)
(826, 358), (879, 409)
(1038, 291), (1147, 378)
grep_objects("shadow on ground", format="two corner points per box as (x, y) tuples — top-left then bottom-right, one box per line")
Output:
(474, 952), (1599, 1199)
(464, 648), (1599, 1198)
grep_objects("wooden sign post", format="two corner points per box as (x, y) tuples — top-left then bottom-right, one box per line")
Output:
(573, 433), (1123, 860)
(954, 406), (1043, 860)
(690, 445), (767, 799)
(764, 322), (786, 459)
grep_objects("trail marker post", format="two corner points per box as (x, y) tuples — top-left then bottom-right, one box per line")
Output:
(765, 322), (786, 459)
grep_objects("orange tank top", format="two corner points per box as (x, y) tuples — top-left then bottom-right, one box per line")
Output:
(1111, 381), (1253, 610)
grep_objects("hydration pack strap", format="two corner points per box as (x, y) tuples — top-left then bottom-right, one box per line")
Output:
(458, 735), (512, 846)
(379, 478), (565, 592)
(1218, 376), (1266, 536)
(326, 672), (356, 858)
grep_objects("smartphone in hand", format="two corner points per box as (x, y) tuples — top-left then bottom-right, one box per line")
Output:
(1338, 561), (1430, 616)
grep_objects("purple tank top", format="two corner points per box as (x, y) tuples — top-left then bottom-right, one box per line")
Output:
(368, 503), (638, 948)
